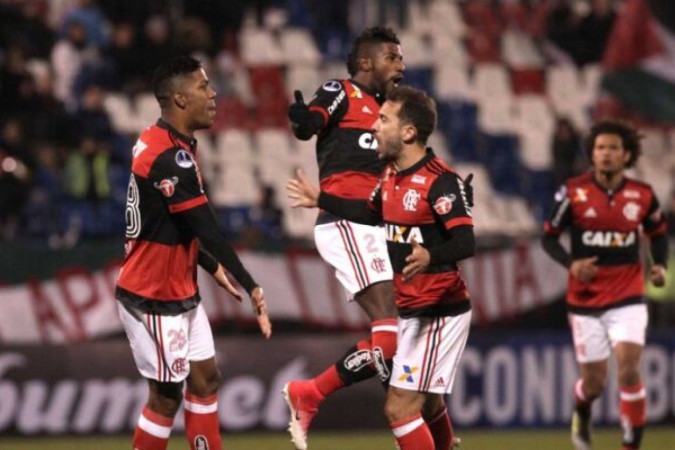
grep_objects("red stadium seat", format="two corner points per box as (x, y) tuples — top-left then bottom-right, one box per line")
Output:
(511, 69), (545, 95)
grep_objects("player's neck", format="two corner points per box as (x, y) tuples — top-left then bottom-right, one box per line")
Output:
(394, 145), (426, 171)
(161, 112), (195, 139)
(594, 170), (624, 191)
(352, 72), (375, 91)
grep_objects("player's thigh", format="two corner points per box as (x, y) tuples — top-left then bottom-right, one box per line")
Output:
(314, 220), (392, 299)
(568, 311), (611, 363)
(117, 302), (195, 382)
(604, 304), (648, 348)
(187, 303), (216, 362)
(390, 311), (471, 395)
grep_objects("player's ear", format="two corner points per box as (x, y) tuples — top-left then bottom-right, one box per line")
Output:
(174, 92), (187, 109)
(359, 56), (372, 73)
(401, 124), (417, 144)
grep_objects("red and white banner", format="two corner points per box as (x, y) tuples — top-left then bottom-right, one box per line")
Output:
(0, 241), (567, 344)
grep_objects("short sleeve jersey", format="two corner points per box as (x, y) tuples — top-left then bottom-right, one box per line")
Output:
(116, 120), (208, 311)
(544, 172), (667, 312)
(308, 79), (385, 223)
(368, 149), (474, 317)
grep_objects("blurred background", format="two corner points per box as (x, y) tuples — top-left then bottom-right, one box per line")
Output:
(1, 0), (674, 446)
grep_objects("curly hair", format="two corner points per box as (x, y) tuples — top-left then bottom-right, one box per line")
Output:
(583, 119), (643, 168)
(346, 27), (400, 77)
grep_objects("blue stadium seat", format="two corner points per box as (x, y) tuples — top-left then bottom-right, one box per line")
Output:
(524, 169), (557, 223)
(482, 134), (524, 196)
(403, 68), (434, 96)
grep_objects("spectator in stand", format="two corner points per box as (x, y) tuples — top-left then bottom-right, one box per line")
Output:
(0, 118), (33, 241)
(60, 0), (109, 49)
(63, 131), (111, 205)
(576, 0), (617, 66)
(51, 19), (97, 110)
(105, 21), (145, 92)
(551, 117), (583, 186)
(138, 15), (174, 89)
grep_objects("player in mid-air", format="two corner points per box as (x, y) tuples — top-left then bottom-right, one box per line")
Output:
(288, 85), (473, 450)
(542, 120), (668, 450)
(115, 55), (271, 450)
(282, 27), (404, 450)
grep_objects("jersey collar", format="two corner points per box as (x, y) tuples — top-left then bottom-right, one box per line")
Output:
(156, 119), (198, 150)
(394, 147), (435, 176)
(350, 79), (382, 103)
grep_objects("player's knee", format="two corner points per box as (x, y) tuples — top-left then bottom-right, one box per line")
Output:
(188, 368), (222, 397)
(583, 375), (606, 398)
(618, 366), (641, 387)
(148, 383), (183, 417)
(384, 390), (413, 423)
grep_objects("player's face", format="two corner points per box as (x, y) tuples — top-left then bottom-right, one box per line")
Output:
(181, 68), (217, 130)
(591, 133), (630, 175)
(370, 42), (405, 95)
(373, 101), (404, 162)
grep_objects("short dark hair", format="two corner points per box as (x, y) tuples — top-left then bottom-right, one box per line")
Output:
(387, 85), (437, 145)
(346, 27), (400, 77)
(152, 55), (202, 109)
(583, 119), (642, 168)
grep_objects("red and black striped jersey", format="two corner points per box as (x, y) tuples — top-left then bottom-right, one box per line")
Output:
(308, 79), (385, 223)
(544, 172), (667, 312)
(116, 119), (208, 312)
(368, 149), (474, 316)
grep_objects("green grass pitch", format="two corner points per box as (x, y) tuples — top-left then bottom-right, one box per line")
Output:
(3, 428), (675, 450)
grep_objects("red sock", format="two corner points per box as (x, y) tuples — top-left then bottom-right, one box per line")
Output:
(426, 406), (454, 450)
(390, 413), (435, 450)
(184, 392), (222, 450)
(371, 319), (397, 382)
(619, 383), (646, 449)
(133, 406), (174, 450)
(314, 363), (346, 398)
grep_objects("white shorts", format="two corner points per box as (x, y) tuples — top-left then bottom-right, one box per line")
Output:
(568, 304), (648, 363)
(314, 220), (393, 300)
(390, 311), (472, 394)
(117, 302), (216, 382)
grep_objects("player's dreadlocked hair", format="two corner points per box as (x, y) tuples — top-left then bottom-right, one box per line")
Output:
(583, 119), (643, 168)
(346, 27), (400, 77)
(152, 55), (202, 109)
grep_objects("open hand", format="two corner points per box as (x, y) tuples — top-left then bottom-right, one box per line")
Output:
(286, 168), (320, 208)
(250, 287), (272, 339)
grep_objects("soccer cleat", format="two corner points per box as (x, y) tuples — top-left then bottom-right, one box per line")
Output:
(283, 381), (320, 450)
(571, 411), (592, 450)
(452, 436), (462, 448)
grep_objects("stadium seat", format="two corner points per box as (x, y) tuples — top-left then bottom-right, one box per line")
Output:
(134, 93), (160, 132)
(239, 28), (284, 65)
(286, 65), (322, 101)
(215, 129), (255, 165)
(501, 28), (545, 69)
(103, 93), (134, 135)
(473, 64), (513, 103)
(511, 68), (545, 95)
(435, 65), (472, 101)
(280, 28), (322, 66)
(518, 127), (553, 171)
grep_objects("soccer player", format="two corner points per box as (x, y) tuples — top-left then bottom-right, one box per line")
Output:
(288, 85), (473, 450)
(282, 27), (404, 450)
(542, 120), (668, 450)
(115, 55), (272, 450)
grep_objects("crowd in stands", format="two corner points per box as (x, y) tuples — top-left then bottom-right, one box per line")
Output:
(0, 0), (672, 248)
